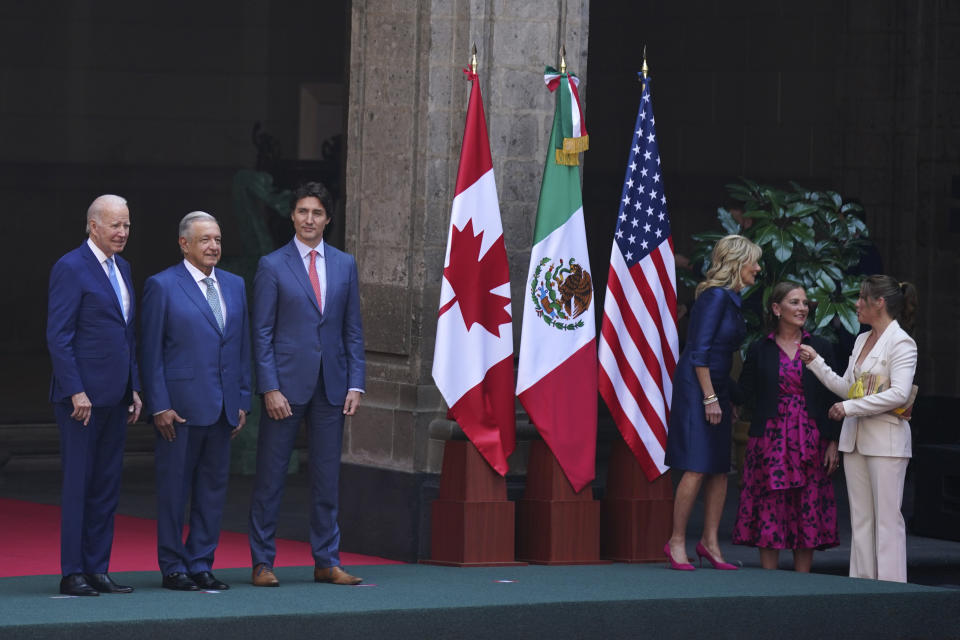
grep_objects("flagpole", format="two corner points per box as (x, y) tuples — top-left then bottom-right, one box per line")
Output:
(559, 45), (566, 74)
(470, 43), (477, 74)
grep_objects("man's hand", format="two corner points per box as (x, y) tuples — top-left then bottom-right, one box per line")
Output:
(128, 390), (143, 424)
(231, 409), (247, 439)
(264, 390), (292, 421)
(343, 390), (362, 416)
(71, 391), (92, 426)
(154, 409), (186, 442)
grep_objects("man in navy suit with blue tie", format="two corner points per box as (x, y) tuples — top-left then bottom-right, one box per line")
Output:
(249, 182), (365, 587)
(141, 211), (251, 591)
(47, 194), (142, 596)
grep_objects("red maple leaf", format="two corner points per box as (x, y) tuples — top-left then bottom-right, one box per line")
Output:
(439, 219), (511, 337)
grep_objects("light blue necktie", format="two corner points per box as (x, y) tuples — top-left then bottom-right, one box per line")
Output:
(203, 277), (224, 331)
(105, 257), (126, 322)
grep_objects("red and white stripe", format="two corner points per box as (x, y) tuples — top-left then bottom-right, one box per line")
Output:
(598, 238), (678, 481)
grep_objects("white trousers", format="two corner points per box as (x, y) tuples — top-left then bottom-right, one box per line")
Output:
(843, 450), (909, 583)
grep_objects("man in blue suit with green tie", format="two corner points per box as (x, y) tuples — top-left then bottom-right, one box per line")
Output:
(141, 211), (251, 591)
(47, 194), (142, 596)
(248, 182), (365, 587)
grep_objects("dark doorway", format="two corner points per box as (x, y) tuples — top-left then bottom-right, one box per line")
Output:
(0, 1), (351, 423)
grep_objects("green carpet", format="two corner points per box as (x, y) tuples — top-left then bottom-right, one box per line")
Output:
(2, 564), (959, 639)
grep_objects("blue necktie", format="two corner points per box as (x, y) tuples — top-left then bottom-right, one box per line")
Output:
(203, 277), (224, 331)
(106, 257), (126, 322)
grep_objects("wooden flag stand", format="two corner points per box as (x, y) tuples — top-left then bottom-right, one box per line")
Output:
(516, 440), (607, 564)
(600, 437), (674, 562)
(423, 440), (525, 566)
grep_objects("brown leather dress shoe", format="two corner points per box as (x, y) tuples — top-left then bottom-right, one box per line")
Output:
(314, 566), (362, 585)
(252, 563), (279, 587)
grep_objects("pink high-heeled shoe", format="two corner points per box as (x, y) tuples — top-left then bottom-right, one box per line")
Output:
(663, 543), (695, 571)
(695, 542), (738, 570)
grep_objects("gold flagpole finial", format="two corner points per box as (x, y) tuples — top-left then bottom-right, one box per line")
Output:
(470, 43), (478, 73)
(641, 45), (649, 79)
(560, 45), (567, 74)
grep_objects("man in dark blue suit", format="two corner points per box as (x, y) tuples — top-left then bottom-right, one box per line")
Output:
(249, 182), (365, 587)
(141, 211), (251, 591)
(47, 194), (142, 596)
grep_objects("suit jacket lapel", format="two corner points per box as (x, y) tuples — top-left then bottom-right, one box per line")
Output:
(324, 247), (342, 315)
(282, 240), (322, 315)
(218, 275), (243, 336)
(80, 243), (126, 322)
(864, 320), (898, 370)
(176, 264), (222, 335)
(117, 256), (135, 323)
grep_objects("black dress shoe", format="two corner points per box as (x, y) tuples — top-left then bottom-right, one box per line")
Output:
(162, 572), (199, 591)
(59, 574), (99, 596)
(190, 571), (230, 590)
(85, 573), (134, 594)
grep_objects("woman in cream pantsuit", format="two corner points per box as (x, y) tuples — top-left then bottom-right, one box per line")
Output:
(799, 275), (918, 582)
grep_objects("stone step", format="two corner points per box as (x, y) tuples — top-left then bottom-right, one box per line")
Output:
(0, 423), (156, 472)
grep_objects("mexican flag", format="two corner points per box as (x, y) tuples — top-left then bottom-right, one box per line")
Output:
(516, 67), (598, 492)
(432, 68), (515, 476)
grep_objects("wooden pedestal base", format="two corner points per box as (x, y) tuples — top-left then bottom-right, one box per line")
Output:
(516, 440), (606, 565)
(423, 440), (524, 567)
(600, 437), (674, 562)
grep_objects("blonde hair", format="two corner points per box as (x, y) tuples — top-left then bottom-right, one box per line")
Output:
(695, 235), (762, 298)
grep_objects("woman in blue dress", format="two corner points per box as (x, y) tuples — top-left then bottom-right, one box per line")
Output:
(664, 235), (761, 571)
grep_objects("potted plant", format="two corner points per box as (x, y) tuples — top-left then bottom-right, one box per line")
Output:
(678, 179), (870, 351)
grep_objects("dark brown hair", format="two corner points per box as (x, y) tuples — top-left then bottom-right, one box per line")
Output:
(860, 274), (918, 332)
(291, 181), (334, 231)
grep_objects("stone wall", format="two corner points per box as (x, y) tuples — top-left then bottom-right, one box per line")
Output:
(343, 0), (589, 474)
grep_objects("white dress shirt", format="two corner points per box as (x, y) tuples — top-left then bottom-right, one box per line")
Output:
(293, 236), (326, 313)
(183, 259), (226, 327)
(87, 238), (130, 321)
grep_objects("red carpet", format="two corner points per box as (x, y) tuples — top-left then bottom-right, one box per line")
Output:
(0, 498), (402, 577)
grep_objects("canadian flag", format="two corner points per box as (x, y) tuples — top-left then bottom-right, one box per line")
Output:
(431, 69), (516, 475)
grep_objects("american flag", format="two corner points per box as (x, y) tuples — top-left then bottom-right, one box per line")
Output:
(598, 74), (679, 481)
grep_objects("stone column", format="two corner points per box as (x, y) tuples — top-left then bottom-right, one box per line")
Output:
(341, 0), (589, 559)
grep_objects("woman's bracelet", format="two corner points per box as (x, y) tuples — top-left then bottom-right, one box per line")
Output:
(702, 394), (718, 406)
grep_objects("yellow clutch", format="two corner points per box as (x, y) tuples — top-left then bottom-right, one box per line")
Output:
(847, 374), (918, 419)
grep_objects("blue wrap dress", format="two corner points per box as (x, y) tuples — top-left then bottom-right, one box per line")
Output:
(665, 286), (745, 473)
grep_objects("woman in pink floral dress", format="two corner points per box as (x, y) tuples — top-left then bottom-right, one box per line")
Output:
(733, 282), (841, 571)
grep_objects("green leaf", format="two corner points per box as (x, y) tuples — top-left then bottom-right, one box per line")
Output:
(717, 207), (741, 234)
(814, 301), (835, 328)
(752, 224), (777, 247)
(744, 208), (774, 222)
(840, 201), (864, 216)
(819, 263), (842, 281)
(771, 228), (793, 261)
(788, 222), (816, 245)
(815, 271), (835, 292)
(837, 304), (860, 334)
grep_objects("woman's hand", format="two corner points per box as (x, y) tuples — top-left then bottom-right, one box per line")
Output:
(828, 401), (847, 421)
(823, 440), (841, 475)
(798, 344), (818, 364)
(704, 400), (722, 425)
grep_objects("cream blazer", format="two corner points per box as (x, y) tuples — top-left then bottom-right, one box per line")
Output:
(806, 320), (917, 458)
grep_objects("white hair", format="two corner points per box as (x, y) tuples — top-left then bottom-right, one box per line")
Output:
(86, 194), (128, 234)
(178, 211), (219, 240)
